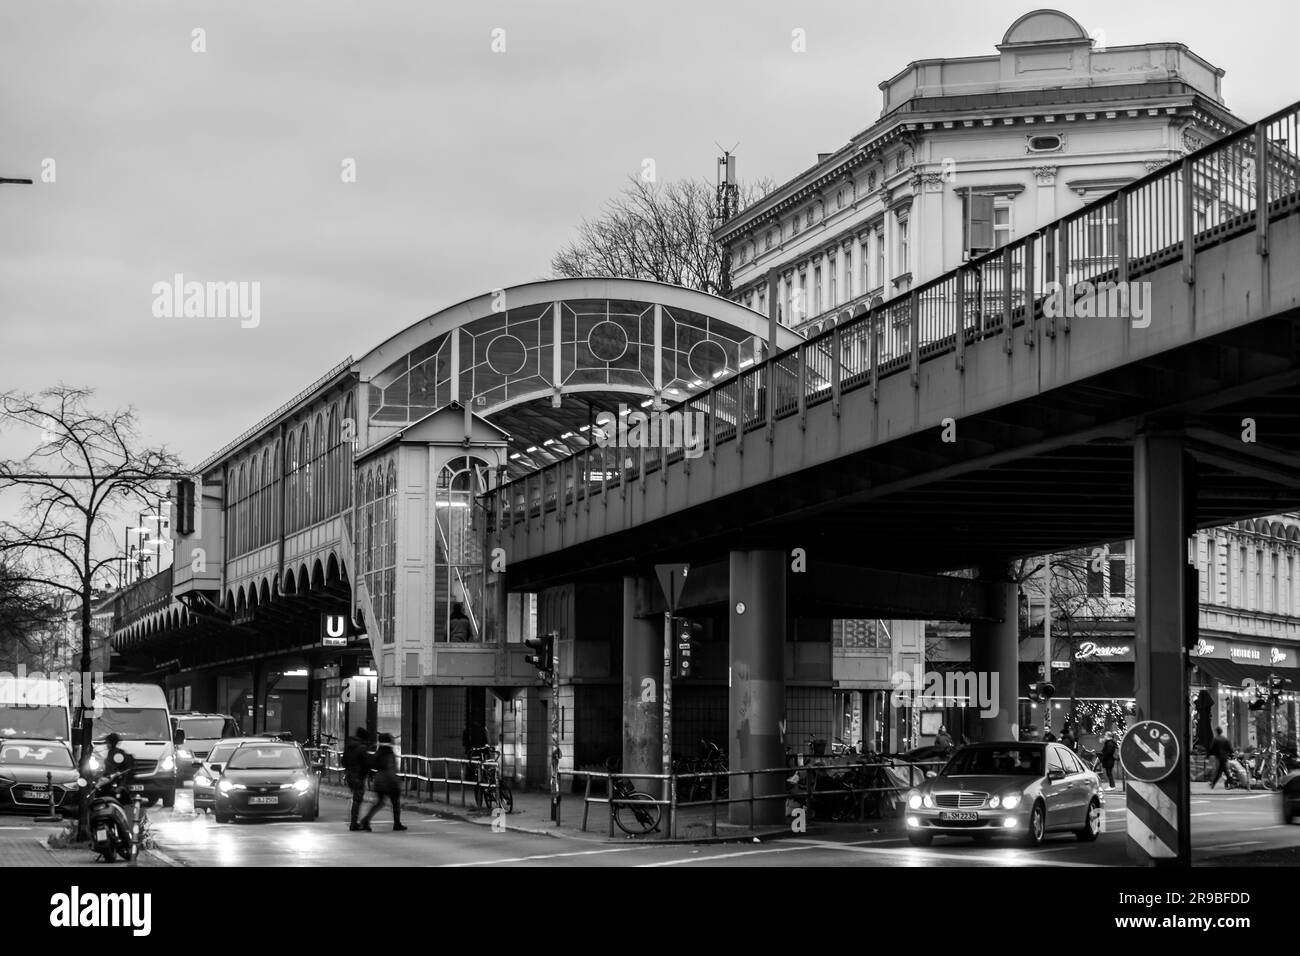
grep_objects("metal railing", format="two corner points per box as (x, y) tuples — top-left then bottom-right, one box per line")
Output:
(487, 99), (1300, 527)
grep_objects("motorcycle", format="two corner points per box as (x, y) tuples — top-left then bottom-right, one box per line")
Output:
(85, 771), (140, 862)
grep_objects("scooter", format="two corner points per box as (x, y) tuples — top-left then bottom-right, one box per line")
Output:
(85, 772), (138, 862)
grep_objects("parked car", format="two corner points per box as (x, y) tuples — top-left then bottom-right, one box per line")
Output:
(905, 741), (1104, 846)
(170, 713), (242, 782)
(0, 738), (83, 816)
(212, 740), (321, 823)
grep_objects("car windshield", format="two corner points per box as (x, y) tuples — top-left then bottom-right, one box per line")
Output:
(226, 745), (303, 770)
(207, 743), (238, 764)
(0, 706), (68, 739)
(177, 717), (226, 739)
(96, 708), (171, 740)
(942, 746), (1043, 776)
(0, 743), (74, 768)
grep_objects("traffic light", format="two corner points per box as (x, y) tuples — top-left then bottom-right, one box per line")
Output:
(674, 617), (703, 679)
(524, 631), (556, 678)
(1027, 682), (1055, 703)
(1268, 675), (1284, 705)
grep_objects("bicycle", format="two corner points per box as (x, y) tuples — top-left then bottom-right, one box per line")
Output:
(687, 739), (728, 802)
(469, 745), (514, 814)
(603, 758), (660, 836)
(127, 791), (151, 862)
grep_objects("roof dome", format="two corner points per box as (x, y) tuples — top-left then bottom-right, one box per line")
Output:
(1000, 9), (1089, 46)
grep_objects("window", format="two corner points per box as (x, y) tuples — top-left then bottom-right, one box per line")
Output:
(828, 259), (837, 306)
(1256, 548), (1264, 610)
(1206, 537), (1217, 603)
(868, 171), (877, 191)
(1271, 552), (1280, 612)
(896, 217), (909, 275)
(806, 209), (814, 227)
(1108, 541), (1127, 597)
(765, 230), (773, 251)
(844, 248), (853, 300)
(874, 229), (884, 288)
(964, 193), (994, 258)
(1047, 747), (1066, 776)
(1238, 546), (1247, 606)
(757, 289), (766, 315)
(994, 200), (1013, 247)
(1087, 558), (1105, 596)
(813, 266), (822, 315)
(435, 455), (490, 643)
(1027, 134), (1062, 153)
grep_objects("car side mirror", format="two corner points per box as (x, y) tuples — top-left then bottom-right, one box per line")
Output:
(1048, 770), (1065, 782)
(173, 729), (186, 746)
(925, 771), (937, 778)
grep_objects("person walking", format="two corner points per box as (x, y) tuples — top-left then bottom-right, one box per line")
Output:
(449, 603), (474, 642)
(343, 727), (372, 831)
(1099, 732), (1118, 790)
(1208, 726), (1233, 789)
(933, 725), (954, 751)
(360, 733), (406, 831)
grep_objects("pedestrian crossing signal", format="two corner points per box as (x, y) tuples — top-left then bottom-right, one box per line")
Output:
(525, 631), (556, 678)
(1028, 682), (1055, 702)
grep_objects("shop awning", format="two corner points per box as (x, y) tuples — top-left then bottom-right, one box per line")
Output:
(1190, 657), (1297, 687)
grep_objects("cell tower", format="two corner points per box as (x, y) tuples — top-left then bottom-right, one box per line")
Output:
(715, 148), (739, 296)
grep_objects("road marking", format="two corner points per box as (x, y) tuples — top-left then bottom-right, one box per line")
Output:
(638, 844), (817, 866)
(442, 846), (648, 866)
(1198, 841), (1264, 850)
(1190, 812), (1218, 817)
(0, 827), (33, 830)
(783, 839), (1107, 866)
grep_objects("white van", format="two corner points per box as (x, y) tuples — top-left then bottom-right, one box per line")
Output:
(0, 675), (72, 741)
(84, 682), (180, 807)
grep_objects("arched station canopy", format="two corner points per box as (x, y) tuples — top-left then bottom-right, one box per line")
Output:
(355, 278), (804, 478)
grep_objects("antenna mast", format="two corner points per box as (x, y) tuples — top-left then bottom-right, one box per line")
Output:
(714, 147), (739, 296)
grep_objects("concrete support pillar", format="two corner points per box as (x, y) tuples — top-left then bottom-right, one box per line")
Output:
(622, 578), (662, 791)
(1131, 432), (1194, 866)
(251, 661), (267, 735)
(969, 566), (1020, 742)
(729, 549), (786, 826)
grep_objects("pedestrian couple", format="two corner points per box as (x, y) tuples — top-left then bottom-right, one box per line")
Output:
(343, 727), (406, 832)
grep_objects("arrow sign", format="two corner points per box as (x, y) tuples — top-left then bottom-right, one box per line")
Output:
(654, 563), (690, 613)
(1119, 719), (1179, 783)
(1133, 735), (1165, 769)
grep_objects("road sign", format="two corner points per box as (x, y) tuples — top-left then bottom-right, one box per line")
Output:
(321, 613), (348, 647)
(654, 563), (690, 612)
(1119, 719), (1179, 783)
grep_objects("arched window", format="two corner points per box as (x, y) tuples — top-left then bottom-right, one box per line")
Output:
(341, 394), (355, 509)
(272, 438), (282, 538)
(236, 462), (247, 555)
(435, 455), (489, 643)
(259, 449), (270, 548)
(313, 413), (325, 524)
(286, 432), (298, 533)
(300, 422), (312, 530)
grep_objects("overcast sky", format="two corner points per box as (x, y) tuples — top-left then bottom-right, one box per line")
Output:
(1, 0), (1294, 471)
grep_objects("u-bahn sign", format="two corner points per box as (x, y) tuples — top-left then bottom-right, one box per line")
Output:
(321, 613), (348, 647)
(1119, 719), (1179, 783)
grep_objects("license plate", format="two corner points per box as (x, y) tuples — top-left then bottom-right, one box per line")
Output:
(249, 796), (278, 805)
(21, 790), (50, 800)
(940, 810), (978, 821)
(94, 827), (108, 841)
(128, 784), (145, 791)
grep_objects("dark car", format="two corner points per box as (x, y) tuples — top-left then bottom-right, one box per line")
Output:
(1281, 770), (1300, 824)
(905, 741), (1104, 846)
(192, 736), (277, 813)
(171, 713), (242, 782)
(212, 741), (320, 823)
(0, 738), (83, 816)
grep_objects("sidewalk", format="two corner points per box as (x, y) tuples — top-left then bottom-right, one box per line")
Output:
(0, 822), (172, 867)
(320, 781), (840, 845)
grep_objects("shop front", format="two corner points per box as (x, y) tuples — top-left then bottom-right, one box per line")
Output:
(1189, 637), (1299, 753)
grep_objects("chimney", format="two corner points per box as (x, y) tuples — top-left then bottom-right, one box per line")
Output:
(817, 152), (832, 163)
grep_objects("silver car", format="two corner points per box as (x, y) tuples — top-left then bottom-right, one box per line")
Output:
(905, 741), (1104, 846)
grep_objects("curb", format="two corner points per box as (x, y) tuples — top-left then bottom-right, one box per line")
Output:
(320, 785), (847, 846)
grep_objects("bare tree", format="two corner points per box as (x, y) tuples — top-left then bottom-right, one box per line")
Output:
(0, 559), (67, 672)
(550, 175), (773, 295)
(0, 386), (185, 768)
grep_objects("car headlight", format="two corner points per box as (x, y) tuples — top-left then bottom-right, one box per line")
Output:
(1001, 794), (1021, 810)
(989, 795), (1000, 808)
(907, 791), (922, 809)
(922, 794), (934, 809)
(177, 749), (193, 760)
(84, 755), (101, 773)
(161, 755), (175, 772)
(291, 779), (311, 793)
(194, 773), (211, 787)
(218, 780), (245, 793)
